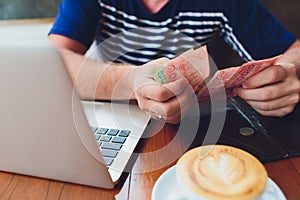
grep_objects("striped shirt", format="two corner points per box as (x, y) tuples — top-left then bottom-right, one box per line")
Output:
(49, 0), (296, 66)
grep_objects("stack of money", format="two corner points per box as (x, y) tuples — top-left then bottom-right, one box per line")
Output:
(197, 56), (280, 102)
(153, 46), (280, 102)
(153, 46), (210, 92)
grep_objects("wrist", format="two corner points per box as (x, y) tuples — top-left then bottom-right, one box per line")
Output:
(101, 63), (137, 100)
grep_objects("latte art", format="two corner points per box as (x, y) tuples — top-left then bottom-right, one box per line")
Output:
(177, 145), (267, 200)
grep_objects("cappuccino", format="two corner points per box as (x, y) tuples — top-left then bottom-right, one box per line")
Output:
(176, 145), (267, 200)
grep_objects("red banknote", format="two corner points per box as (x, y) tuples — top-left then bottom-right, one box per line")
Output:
(197, 66), (240, 97)
(153, 46), (210, 91)
(197, 56), (280, 102)
(153, 46), (280, 103)
(225, 56), (280, 88)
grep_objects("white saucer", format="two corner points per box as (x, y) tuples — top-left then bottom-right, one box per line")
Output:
(152, 165), (286, 200)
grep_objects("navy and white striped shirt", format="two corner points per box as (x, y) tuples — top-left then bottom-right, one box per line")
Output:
(50, 0), (296, 66)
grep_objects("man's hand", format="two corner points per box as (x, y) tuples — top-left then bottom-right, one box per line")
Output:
(236, 64), (300, 117)
(236, 40), (300, 117)
(124, 58), (196, 124)
(135, 78), (195, 124)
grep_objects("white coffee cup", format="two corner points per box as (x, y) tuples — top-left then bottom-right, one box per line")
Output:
(176, 145), (267, 200)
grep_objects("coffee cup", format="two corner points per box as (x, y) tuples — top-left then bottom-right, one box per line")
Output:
(176, 145), (267, 200)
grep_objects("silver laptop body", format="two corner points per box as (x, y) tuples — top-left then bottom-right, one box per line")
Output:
(0, 44), (150, 188)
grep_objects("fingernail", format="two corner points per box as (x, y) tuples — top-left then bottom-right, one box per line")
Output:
(242, 82), (248, 88)
(232, 88), (238, 96)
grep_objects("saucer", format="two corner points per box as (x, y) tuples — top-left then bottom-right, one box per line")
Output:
(152, 165), (286, 200)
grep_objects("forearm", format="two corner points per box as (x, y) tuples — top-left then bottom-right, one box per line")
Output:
(58, 49), (136, 100)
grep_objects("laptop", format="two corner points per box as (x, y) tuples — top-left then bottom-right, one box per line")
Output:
(0, 43), (150, 189)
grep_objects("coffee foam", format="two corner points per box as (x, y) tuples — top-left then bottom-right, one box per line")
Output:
(176, 145), (267, 200)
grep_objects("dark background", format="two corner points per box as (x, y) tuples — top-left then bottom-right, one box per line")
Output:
(261, 0), (300, 38)
(207, 0), (300, 69)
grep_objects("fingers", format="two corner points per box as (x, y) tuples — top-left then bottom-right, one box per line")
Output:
(244, 94), (299, 116)
(236, 65), (300, 117)
(243, 65), (288, 89)
(135, 78), (195, 124)
(130, 57), (195, 124)
(137, 78), (189, 101)
(246, 102), (297, 117)
(238, 66), (300, 102)
(238, 82), (288, 101)
(146, 99), (185, 124)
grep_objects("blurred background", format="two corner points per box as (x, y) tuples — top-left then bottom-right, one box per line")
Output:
(0, 0), (60, 20)
(262, 0), (300, 38)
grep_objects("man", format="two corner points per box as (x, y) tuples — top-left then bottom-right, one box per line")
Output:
(49, 0), (300, 124)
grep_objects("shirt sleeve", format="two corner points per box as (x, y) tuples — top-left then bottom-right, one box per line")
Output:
(225, 0), (296, 60)
(48, 0), (101, 49)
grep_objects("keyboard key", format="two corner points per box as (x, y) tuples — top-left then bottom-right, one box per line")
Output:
(97, 128), (108, 134)
(100, 135), (112, 142)
(94, 134), (100, 140)
(103, 157), (113, 166)
(101, 149), (118, 158)
(91, 127), (98, 133)
(119, 130), (130, 137)
(101, 143), (122, 150)
(111, 137), (126, 144)
(96, 141), (102, 147)
(107, 129), (119, 136)
(91, 126), (132, 167)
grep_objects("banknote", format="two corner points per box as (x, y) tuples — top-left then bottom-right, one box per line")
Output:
(153, 46), (210, 91)
(197, 66), (240, 97)
(152, 46), (280, 103)
(225, 56), (280, 88)
(198, 56), (280, 102)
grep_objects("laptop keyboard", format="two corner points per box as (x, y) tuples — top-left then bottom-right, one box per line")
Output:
(91, 127), (130, 166)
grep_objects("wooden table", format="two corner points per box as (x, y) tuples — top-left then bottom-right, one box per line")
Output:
(0, 121), (299, 200)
